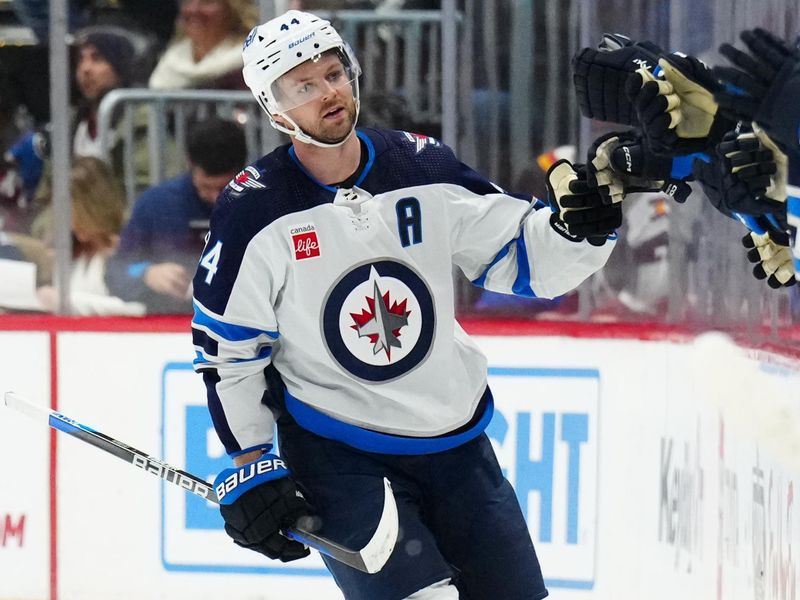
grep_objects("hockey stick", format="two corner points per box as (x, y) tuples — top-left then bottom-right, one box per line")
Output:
(3, 391), (398, 574)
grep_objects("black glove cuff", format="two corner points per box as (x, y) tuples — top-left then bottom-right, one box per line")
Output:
(549, 212), (584, 243)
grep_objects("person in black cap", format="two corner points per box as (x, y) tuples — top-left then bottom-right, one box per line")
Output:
(72, 28), (135, 158)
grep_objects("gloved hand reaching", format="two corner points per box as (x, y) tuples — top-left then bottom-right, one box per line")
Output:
(572, 33), (664, 125)
(692, 127), (787, 223)
(546, 159), (622, 246)
(713, 28), (800, 152)
(742, 229), (796, 289)
(587, 130), (692, 204)
(626, 52), (735, 155)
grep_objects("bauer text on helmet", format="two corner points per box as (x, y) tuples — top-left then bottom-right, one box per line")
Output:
(242, 11), (362, 147)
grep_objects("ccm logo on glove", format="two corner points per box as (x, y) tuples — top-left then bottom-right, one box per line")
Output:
(216, 458), (289, 502)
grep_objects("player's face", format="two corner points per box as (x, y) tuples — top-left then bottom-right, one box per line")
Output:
(75, 45), (119, 101)
(191, 166), (235, 204)
(275, 53), (357, 144)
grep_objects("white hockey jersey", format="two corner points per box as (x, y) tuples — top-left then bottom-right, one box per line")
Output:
(192, 128), (615, 457)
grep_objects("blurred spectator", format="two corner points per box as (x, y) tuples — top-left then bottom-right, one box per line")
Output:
(0, 130), (47, 233)
(33, 157), (145, 316)
(106, 117), (247, 314)
(3, 28), (136, 206)
(72, 28), (135, 158)
(148, 0), (258, 90)
(21, 27), (181, 209)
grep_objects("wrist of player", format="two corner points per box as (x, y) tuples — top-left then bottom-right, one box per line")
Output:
(547, 212), (617, 246)
(215, 455), (312, 562)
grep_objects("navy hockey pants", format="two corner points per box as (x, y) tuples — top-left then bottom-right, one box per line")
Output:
(277, 415), (549, 600)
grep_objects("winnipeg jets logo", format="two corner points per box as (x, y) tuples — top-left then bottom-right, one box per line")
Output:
(228, 166), (266, 194)
(350, 280), (411, 360)
(403, 131), (441, 154)
(322, 260), (435, 382)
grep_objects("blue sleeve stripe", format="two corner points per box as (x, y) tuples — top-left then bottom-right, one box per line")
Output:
(511, 232), (536, 298)
(193, 346), (272, 367)
(471, 243), (511, 289)
(192, 302), (278, 342)
(470, 233), (536, 297)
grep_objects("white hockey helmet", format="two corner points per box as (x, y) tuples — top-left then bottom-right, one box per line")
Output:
(242, 10), (361, 147)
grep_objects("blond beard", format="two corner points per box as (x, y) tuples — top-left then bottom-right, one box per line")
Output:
(304, 100), (358, 144)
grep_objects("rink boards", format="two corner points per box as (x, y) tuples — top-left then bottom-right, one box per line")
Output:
(1, 317), (799, 600)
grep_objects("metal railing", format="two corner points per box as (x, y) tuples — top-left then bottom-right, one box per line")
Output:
(97, 88), (280, 203)
(28, 0), (800, 341)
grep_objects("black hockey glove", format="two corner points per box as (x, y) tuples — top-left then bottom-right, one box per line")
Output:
(713, 28), (800, 152)
(215, 455), (312, 562)
(587, 130), (692, 204)
(627, 52), (734, 155)
(692, 129), (787, 222)
(546, 159), (622, 246)
(742, 228), (796, 289)
(572, 33), (664, 125)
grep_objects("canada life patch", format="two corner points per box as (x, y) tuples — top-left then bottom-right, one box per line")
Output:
(290, 223), (320, 260)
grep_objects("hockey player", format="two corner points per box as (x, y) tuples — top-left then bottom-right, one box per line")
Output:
(192, 10), (620, 600)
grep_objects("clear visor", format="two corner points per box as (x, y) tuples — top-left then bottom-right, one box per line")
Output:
(270, 47), (360, 113)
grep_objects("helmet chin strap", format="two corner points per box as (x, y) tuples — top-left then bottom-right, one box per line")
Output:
(271, 100), (361, 148)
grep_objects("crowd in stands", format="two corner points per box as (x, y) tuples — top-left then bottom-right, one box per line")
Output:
(0, 0), (451, 318)
(0, 0), (743, 325)
(0, 0), (258, 315)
